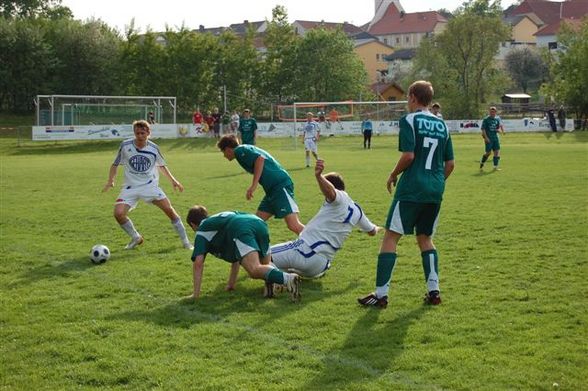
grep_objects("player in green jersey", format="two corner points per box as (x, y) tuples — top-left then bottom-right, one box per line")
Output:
(479, 106), (505, 171)
(217, 134), (305, 235)
(184, 205), (300, 301)
(358, 80), (455, 308)
(238, 108), (258, 145)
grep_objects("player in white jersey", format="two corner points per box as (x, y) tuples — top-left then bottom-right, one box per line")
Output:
(270, 159), (380, 282)
(102, 120), (192, 250)
(302, 112), (320, 167)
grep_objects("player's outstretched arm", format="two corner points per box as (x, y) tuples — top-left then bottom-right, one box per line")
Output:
(159, 166), (184, 192)
(185, 254), (206, 301)
(102, 165), (118, 192)
(247, 156), (265, 200)
(314, 159), (336, 202)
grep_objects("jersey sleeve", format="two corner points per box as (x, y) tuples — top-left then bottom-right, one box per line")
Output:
(398, 116), (415, 152)
(481, 117), (488, 132)
(113, 143), (124, 165)
(156, 147), (166, 167)
(235, 146), (260, 169)
(353, 202), (377, 233)
(192, 234), (209, 260)
(252, 118), (258, 131)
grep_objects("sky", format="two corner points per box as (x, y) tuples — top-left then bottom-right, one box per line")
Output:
(61, 0), (522, 33)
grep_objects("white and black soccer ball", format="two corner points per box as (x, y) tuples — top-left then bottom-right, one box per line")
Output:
(90, 244), (110, 264)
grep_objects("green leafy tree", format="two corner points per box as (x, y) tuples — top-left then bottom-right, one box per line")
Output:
(504, 47), (547, 93)
(542, 18), (588, 121)
(43, 18), (121, 95)
(1, 0), (70, 18)
(413, 0), (511, 117)
(291, 27), (368, 102)
(0, 18), (55, 112)
(259, 5), (299, 104)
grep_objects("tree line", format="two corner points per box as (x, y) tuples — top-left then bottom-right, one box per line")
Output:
(1, 0), (586, 121)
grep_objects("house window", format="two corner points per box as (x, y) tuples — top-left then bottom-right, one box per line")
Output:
(548, 42), (558, 50)
(396, 37), (400, 44)
(383, 38), (388, 45)
(405, 36), (409, 43)
(376, 54), (380, 61)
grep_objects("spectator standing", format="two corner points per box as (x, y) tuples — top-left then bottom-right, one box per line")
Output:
(238, 109), (258, 145)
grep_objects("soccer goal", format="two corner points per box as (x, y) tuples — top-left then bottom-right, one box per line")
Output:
(277, 100), (407, 148)
(35, 95), (177, 126)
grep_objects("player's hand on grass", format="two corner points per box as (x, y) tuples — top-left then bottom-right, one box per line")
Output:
(368, 226), (383, 236)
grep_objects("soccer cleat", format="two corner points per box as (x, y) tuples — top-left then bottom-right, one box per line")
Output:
(263, 281), (275, 298)
(493, 167), (501, 171)
(424, 290), (442, 305)
(357, 293), (388, 308)
(183, 241), (194, 250)
(286, 273), (301, 302)
(124, 236), (144, 250)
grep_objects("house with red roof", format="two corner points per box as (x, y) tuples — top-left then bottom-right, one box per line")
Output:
(366, 0), (448, 49)
(504, 0), (588, 49)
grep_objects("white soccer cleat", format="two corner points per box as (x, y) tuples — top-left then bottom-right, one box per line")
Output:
(124, 236), (144, 250)
(286, 273), (301, 302)
(183, 242), (194, 250)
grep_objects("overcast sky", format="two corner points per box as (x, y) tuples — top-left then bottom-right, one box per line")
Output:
(61, 0), (522, 33)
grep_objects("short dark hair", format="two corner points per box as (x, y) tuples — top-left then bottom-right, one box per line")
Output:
(432, 103), (440, 109)
(217, 134), (239, 151)
(186, 205), (209, 227)
(324, 172), (345, 191)
(408, 80), (434, 107)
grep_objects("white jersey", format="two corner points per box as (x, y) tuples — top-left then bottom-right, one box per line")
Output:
(113, 139), (166, 188)
(300, 189), (376, 259)
(302, 121), (320, 140)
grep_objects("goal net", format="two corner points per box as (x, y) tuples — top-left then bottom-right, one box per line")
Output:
(35, 95), (177, 126)
(277, 100), (408, 146)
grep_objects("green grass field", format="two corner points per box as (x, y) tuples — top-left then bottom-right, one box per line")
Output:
(1, 132), (587, 390)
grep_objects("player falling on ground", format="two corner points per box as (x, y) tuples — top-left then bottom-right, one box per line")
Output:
(302, 112), (320, 167)
(217, 134), (305, 235)
(184, 206), (300, 302)
(479, 106), (505, 171)
(102, 120), (192, 250)
(358, 80), (455, 308)
(268, 159), (379, 297)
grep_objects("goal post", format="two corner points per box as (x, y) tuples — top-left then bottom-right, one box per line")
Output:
(278, 100), (408, 147)
(35, 95), (177, 126)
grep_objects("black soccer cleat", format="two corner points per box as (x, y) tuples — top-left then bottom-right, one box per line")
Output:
(423, 290), (442, 305)
(357, 293), (388, 308)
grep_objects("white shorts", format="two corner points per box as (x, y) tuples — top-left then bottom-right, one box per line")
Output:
(271, 239), (331, 278)
(115, 183), (167, 210)
(304, 138), (318, 153)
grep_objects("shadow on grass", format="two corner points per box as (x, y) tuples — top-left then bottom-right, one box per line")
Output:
(11, 252), (144, 287)
(303, 306), (430, 390)
(107, 279), (355, 329)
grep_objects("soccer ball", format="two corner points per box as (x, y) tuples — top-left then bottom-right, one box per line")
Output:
(90, 244), (110, 264)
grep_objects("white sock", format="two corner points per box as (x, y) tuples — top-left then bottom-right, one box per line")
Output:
(171, 218), (190, 244)
(375, 285), (389, 299)
(120, 219), (140, 239)
(305, 156), (310, 166)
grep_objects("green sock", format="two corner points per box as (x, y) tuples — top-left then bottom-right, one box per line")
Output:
(265, 268), (285, 285)
(375, 252), (396, 297)
(421, 249), (439, 292)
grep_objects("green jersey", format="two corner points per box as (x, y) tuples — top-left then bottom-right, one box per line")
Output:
(234, 145), (293, 192)
(481, 115), (502, 138)
(239, 118), (258, 145)
(395, 111), (454, 203)
(192, 211), (269, 263)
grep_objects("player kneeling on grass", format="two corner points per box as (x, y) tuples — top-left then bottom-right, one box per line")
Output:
(102, 120), (192, 250)
(268, 159), (380, 297)
(184, 205), (301, 302)
(358, 80), (455, 309)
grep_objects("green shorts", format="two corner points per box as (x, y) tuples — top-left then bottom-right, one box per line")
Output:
(484, 137), (500, 153)
(225, 216), (270, 263)
(258, 184), (300, 219)
(385, 200), (441, 236)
